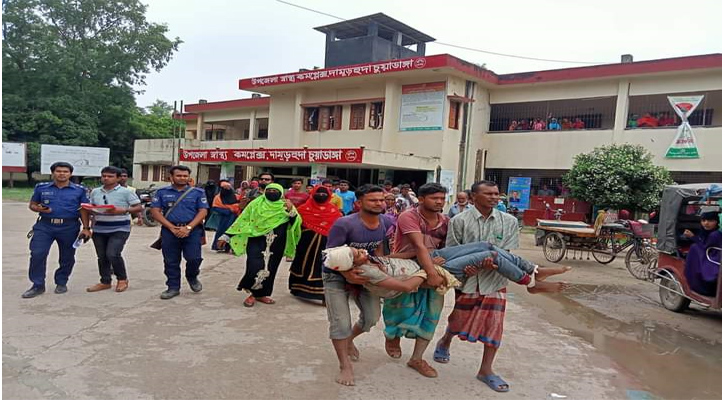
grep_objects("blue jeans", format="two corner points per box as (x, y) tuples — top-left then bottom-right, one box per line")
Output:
(28, 220), (80, 288)
(430, 242), (536, 283)
(161, 227), (203, 290)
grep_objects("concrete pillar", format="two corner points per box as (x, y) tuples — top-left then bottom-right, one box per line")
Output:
(293, 90), (305, 147)
(392, 31), (403, 46)
(249, 109), (257, 142)
(195, 113), (204, 140)
(380, 79), (399, 150)
(612, 79), (630, 143)
(367, 22), (378, 37)
(417, 42), (426, 55)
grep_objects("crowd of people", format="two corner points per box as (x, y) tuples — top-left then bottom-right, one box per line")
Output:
(627, 112), (678, 128)
(507, 116), (587, 131)
(20, 164), (573, 393)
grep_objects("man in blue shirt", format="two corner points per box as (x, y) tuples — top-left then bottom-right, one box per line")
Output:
(86, 166), (142, 293)
(336, 180), (357, 215)
(22, 162), (92, 298)
(150, 165), (209, 300)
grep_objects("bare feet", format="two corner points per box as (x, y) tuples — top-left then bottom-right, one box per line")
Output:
(535, 266), (572, 281)
(336, 365), (355, 386)
(527, 280), (569, 294)
(348, 342), (360, 362)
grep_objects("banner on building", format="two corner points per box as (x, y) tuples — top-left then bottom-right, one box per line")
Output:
(665, 95), (703, 159)
(310, 164), (328, 185)
(2, 142), (27, 172)
(399, 82), (446, 131)
(179, 148), (363, 164)
(507, 177), (532, 210)
(40, 144), (110, 176)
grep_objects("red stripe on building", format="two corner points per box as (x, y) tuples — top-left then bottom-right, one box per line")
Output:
(185, 97), (270, 112)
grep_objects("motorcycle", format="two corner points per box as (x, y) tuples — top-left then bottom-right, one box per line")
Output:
(136, 185), (159, 227)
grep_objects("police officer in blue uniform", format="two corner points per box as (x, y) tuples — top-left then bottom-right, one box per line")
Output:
(150, 165), (209, 299)
(22, 161), (92, 298)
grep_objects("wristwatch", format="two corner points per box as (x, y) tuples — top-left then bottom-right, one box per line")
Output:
(185, 225), (193, 231)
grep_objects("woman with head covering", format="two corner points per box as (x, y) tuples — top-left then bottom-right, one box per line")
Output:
(211, 180), (242, 253)
(683, 211), (721, 297)
(288, 185), (342, 303)
(221, 183), (302, 307)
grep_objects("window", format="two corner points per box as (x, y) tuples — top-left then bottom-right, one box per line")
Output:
(204, 129), (224, 140)
(255, 118), (269, 139)
(304, 106), (342, 131)
(159, 166), (168, 182)
(152, 165), (161, 181)
(626, 90), (721, 129)
(304, 107), (319, 131)
(449, 101), (461, 129)
(141, 165), (149, 181)
(242, 129), (250, 140)
(350, 104), (366, 130)
(369, 102), (384, 129)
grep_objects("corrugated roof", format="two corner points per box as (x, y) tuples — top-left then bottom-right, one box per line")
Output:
(314, 13), (435, 46)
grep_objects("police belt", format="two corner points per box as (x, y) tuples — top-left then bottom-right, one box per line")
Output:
(39, 216), (80, 226)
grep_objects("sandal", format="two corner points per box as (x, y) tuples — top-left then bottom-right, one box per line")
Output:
(385, 337), (402, 359)
(477, 374), (510, 392)
(243, 296), (255, 307)
(407, 359), (438, 378)
(256, 296), (276, 305)
(433, 345), (450, 364)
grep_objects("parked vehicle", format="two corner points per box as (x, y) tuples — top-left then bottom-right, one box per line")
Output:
(136, 185), (159, 227)
(652, 183), (721, 313)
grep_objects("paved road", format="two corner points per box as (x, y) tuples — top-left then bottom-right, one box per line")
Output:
(2, 202), (718, 399)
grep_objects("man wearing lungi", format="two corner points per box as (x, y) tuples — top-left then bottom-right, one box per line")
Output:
(434, 180), (519, 392)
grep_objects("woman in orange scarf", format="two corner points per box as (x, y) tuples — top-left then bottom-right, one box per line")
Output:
(288, 185), (342, 303)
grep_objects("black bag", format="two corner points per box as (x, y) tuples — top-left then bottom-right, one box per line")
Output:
(149, 187), (195, 250)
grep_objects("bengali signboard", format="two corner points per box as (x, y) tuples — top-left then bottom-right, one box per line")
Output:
(665, 95), (703, 159)
(179, 148), (363, 164)
(240, 56), (443, 89)
(399, 82), (446, 131)
(2, 142), (27, 172)
(40, 144), (110, 176)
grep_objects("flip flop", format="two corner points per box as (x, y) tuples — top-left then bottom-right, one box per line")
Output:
(433, 345), (450, 364)
(243, 296), (255, 307)
(477, 374), (510, 392)
(256, 297), (276, 305)
(385, 337), (402, 359)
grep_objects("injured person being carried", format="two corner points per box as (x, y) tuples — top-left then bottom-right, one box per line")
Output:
(323, 241), (570, 299)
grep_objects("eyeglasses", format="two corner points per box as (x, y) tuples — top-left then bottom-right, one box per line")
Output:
(103, 195), (108, 205)
(260, 178), (272, 181)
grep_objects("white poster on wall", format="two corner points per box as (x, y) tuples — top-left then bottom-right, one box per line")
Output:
(40, 144), (110, 176)
(399, 82), (446, 131)
(2, 142), (26, 168)
(310, 163), (327, 185)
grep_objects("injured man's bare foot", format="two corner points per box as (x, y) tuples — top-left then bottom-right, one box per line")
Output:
(336, 365), (355, 386)
(348, 342), (360, 362)
(535, 266), (572, 281)
(527, 280), (569, 294)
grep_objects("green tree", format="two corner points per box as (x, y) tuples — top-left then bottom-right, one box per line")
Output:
(563, 143), (673, 212)
(2, 0), (181, 179)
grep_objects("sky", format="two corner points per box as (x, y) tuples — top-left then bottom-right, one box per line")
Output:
(135, 0), (723, 109)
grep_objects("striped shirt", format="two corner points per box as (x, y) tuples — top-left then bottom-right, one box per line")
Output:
(90, 185), (141, 233)
(446, 207), (519, 295)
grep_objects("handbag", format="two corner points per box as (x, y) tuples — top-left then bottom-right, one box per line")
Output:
(150, 187), (196, 250)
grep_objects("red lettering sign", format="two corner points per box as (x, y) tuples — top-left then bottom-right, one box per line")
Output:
(178, 148), (363, 164)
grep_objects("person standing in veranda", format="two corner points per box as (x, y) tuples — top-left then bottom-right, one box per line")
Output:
(323, 184), (393, 386)
(86, 166), (143, 293)
(382, 183), (447, 378)
(434, 180), (520, 393)
(150, 165), (209, 300)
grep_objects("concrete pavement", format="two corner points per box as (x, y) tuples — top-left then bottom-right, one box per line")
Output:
(3, 202), (627, 399)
